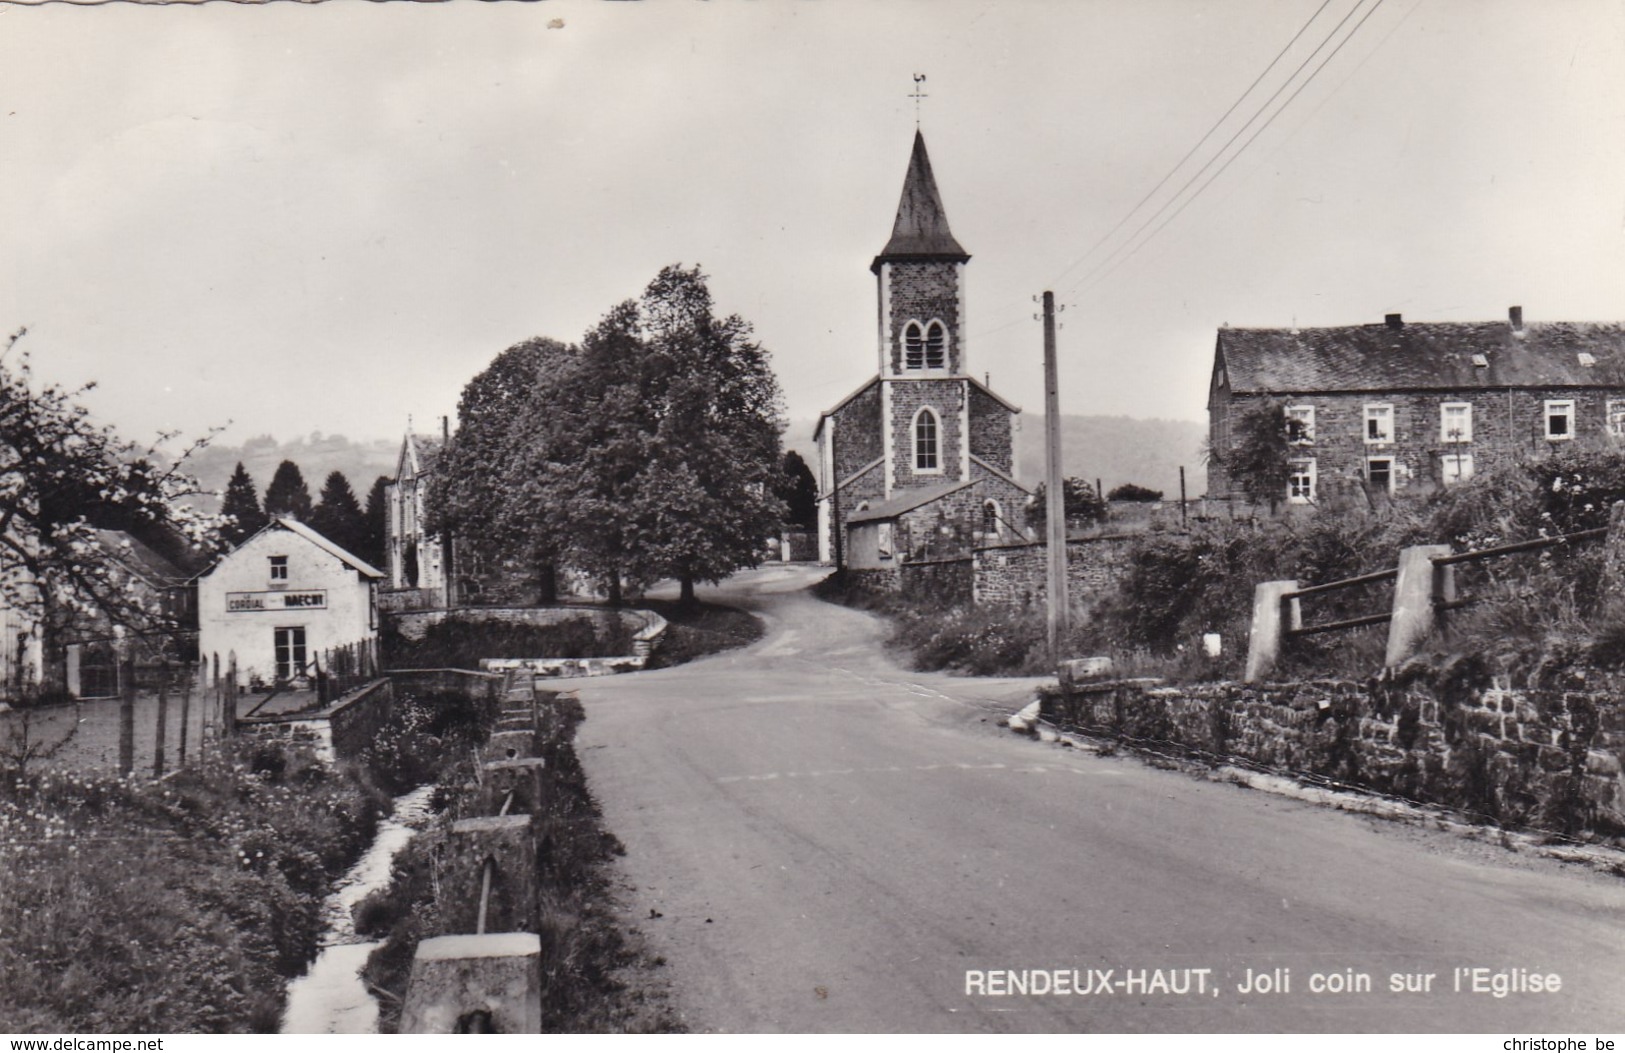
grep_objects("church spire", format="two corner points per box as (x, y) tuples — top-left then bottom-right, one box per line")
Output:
(871, 130), (969, 273)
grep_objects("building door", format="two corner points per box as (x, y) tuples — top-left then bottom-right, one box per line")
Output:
(274, 626), (307, 682)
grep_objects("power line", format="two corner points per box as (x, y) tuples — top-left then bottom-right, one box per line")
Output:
(1051, 0), (1340, 290)
(1073, 0), (1392, 297)
(1063, 0), (1381, 300)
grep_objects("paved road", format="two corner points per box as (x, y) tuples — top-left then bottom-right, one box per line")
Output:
(573, 566), (1625, 1033)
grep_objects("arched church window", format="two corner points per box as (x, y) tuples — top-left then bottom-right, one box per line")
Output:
(924, 321), (946, 369)
(914, 408), (940, 472)
(982, 500), (1002, 539)
(904, 322), (925, 370)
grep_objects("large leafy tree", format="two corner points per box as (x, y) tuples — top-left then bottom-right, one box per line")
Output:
(545, 266), (785, 606)
(0, 330), (216, 688)
(1215, 400), (1294, 511)
(263, 459), (313, 521)
(218, 462), (267, 547)
(310, 471), (366, 556)
(428, 338), (574, 603)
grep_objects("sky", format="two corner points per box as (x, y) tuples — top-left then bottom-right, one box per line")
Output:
(2, 0), (1622, 457)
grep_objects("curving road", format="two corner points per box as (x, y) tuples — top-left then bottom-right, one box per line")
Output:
(572, 566), (1625, 1033)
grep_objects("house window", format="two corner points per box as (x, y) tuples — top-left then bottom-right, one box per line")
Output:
(1366, 457), (1394, 494)
(1364, 403), (1394, 444)
(273, 626), (306, 682)
(1440, 402), (1473, 443)
(1609, 399), (1625, 439)
(1442, 452), (1474, 485)
(269, 555), (289, 582)
(913, 408), (941, 472)
(1287, 458), (1316, 505)
(924, 321), (946, 370)
(1285, 405), (1315, 445)
(1545, 399), (1575, 440)
(981, 500), (1002, 540)
(903, 322), (925, 370)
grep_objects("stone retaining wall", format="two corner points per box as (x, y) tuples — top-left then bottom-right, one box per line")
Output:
(1044, 671), (1625, 837)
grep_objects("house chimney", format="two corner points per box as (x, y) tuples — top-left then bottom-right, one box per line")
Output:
(1385, 313), (1404, 329)
(1509, 305), (1524, 332)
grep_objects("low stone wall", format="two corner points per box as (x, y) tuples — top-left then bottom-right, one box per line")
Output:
(388, 605), (658, 644)
(898, 556), (973, 607)
(974, 534), (1136, 609)
(1043, 673), (1625, 838)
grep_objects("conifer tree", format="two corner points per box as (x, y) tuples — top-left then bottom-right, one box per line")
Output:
(361, 475), (390, 569)
(263, 460), (313, 521)
(310, 470), (366, 555)
(218, 462), (267, 546)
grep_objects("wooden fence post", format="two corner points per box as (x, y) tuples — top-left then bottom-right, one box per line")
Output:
(1244, 580), (1300, 684)
(118, 654), (136, 776)
(225, 652), (238, 738)
(178, 661), (193, 769)
(153, 662), (169, 778)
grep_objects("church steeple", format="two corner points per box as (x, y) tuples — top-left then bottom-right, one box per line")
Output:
(871, 130), (970, 273)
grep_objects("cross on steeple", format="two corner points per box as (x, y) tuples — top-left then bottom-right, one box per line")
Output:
(909, 74), (928, 127)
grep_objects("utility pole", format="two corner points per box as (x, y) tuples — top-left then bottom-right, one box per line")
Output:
(1041, 291), (1069, 658)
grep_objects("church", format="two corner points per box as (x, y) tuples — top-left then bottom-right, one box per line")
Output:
(815, 131), (1031, 569)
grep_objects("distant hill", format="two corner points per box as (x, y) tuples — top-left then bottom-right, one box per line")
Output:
(183, 432), (403, 512)
(784, 415), (1207, 499)
(1015, 416), (1207, 500)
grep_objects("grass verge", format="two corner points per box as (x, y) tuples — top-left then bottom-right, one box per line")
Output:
(642, 598), (764, 670)
(0, 742), (391, 1032)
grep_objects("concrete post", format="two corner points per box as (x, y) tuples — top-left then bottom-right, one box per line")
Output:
(484, 729), (535, 763)
(1385, 544), (1453, 668)
(480, 757), (545, 816)
(398, 933), (542, 1034)
(1600, 501), (1625, 594)
(446, 814), (537, 935)
(1244, 580), (1300, 684)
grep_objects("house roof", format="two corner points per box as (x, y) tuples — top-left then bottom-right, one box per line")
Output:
(199, 516), (385, 580)
(94, 530), (188, 588)
(1217, 320), (1625, 395)
(847, 479), (975, 524)
(871, 131), (969, 273)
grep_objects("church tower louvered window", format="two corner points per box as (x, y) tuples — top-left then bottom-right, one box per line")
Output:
(903, 320), (948, 371)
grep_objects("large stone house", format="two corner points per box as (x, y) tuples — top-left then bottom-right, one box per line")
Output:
(1206, 308), (1625, 506)
(815, 131), (1030, 567)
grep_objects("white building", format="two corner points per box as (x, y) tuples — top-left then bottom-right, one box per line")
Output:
(197, 517), (383, 687)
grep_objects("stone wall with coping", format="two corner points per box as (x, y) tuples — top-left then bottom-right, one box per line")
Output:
(973, 535), (1137, 609)
(1042, 671), (1625, 838)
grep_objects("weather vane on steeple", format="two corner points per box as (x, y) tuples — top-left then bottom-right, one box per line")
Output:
(909, 73), (928, 127)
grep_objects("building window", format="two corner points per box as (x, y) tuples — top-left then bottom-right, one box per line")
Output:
(1441, 452), (1474, 485)
(1440, 402), (1473, 443)
(1545, 399), (1575, 440)
(1609, 399), (1625, 440)
(1364, 403), (1394, 444)
(877, 522), (894, 561)
(981, 500), (1002, 540)
(273, 626), (306, 682)
(1285, 405), (1315, 445)
(1366, 457), (1394, 494)
(1287, 458), (1316, 505)
(269, 555), (289, 582)
(924, 321), (946, 369)
(903, 322), (925, 370)
(913, 408), (940, 472)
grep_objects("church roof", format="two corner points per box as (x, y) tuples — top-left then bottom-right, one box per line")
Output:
(871, 131), (969, 273)
(847, 479), (975, 525)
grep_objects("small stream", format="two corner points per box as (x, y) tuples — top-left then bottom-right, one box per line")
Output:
(280, 784), (439, 1034)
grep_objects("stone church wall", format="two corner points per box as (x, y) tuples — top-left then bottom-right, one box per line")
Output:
(889, 378), (967, 490)
(968, 387), (1015, 473)
(885, 261), (963, 374)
